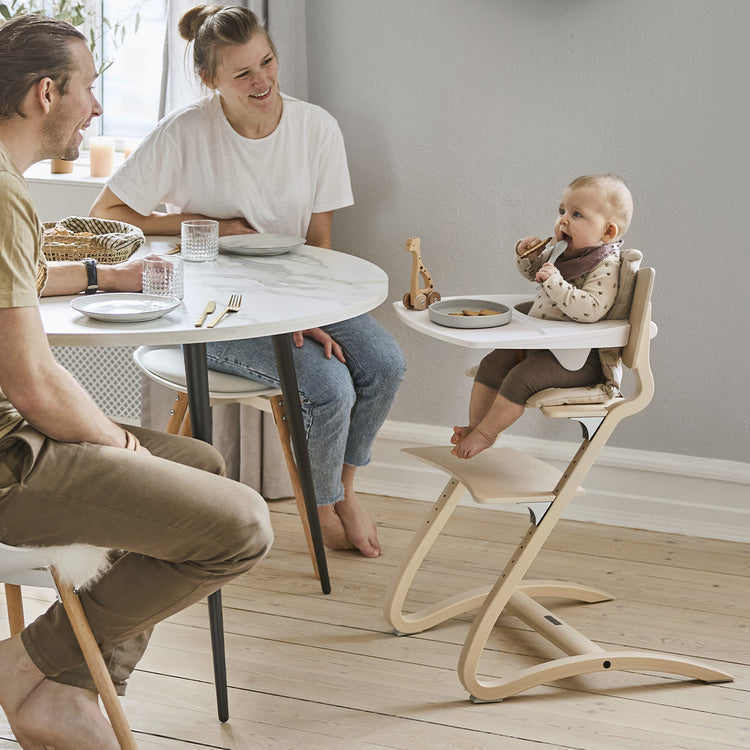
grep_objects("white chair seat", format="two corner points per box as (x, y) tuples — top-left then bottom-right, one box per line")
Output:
(134, 345), (279, 401)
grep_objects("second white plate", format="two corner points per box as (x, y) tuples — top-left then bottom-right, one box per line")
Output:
(71, 293), (181, 322)
(219, 233), (306, 256)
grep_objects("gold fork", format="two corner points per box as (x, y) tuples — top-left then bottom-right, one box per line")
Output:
(207, 294), (242, 328)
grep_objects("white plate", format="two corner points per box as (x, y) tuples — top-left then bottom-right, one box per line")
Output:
(71, 293), (181, 322)
(428, 298), (511, 329)
(218, 233), (306, 256)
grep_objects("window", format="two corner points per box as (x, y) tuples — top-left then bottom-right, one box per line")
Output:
(99, 0), (167, 138)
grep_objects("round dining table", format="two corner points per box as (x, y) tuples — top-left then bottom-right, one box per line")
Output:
(39, 235), (389, 720)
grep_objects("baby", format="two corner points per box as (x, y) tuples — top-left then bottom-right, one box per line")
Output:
(451, 174), (633, 459)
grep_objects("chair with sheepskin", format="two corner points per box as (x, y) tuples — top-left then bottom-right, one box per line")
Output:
(1, 542), (137, 748)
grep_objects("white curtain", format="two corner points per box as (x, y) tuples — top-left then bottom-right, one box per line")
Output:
(143, 0), (307, 498)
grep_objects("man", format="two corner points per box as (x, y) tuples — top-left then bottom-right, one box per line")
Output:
(0, 15), (273, 749)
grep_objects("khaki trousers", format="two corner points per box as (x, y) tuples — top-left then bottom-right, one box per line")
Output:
(0, 422), (273, 694)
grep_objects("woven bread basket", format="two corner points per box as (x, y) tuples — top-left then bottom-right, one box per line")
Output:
(42, 216), (145, 264)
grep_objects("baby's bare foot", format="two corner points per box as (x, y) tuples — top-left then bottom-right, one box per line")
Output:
(451, 427), (497, 459)
(450, 425), (475, 445)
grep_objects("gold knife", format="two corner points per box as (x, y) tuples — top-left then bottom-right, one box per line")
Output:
(194, 300), (216, 327)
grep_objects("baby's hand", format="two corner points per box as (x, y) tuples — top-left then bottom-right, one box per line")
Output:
(535, 262), (559, 283)
(516, 236), (543, 257)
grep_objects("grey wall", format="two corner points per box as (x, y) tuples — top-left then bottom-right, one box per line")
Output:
(305, 0), (747, 463)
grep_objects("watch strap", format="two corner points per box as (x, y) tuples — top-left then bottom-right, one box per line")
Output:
(83, 258), (98, 294)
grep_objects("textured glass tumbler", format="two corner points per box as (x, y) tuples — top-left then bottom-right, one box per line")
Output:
(142, 256), (184, 299)
(181, 219), (219, 262)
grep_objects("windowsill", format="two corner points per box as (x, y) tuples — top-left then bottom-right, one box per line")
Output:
(24, 154), (126, 186)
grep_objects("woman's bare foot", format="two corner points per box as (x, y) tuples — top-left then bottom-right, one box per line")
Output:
(0, 634), (117, 749)
(451, 426), (497, 459)
(318, 503), (355, 551)
(451, 425), (475, 445)
(334, 490), (382, 558)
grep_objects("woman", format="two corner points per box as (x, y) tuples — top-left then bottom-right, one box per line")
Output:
(91, 4), (406, 558)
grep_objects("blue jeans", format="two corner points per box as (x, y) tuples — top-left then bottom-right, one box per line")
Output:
(206, 314), (407, 505)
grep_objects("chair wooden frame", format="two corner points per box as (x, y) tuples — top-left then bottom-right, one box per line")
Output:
(384, 268), (733, 702)
(2, 545), (138, 749)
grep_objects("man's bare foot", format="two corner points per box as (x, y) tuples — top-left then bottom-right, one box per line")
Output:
(0, 635), (117, 750)
(318, 503), (355, 551)
(0, 634), (46, 748)
(451, 425), (475, 445)
(334, 490), (382, 558)
(451, 426), (497, 459)
(16, 679), (118, 750)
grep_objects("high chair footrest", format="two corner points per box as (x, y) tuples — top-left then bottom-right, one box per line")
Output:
(402, 445), (584, 504)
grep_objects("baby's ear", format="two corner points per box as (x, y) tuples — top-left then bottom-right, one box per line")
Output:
(602, 222), (619, 242)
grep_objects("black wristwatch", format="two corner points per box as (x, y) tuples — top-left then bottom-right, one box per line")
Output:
(82, 258), (98, 294)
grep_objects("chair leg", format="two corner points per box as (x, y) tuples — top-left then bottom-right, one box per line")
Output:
(50, 569), (138, 750)
(166, 392), (190, 435)
(269, 395), (320, 580)
(4, 583), (25, 635)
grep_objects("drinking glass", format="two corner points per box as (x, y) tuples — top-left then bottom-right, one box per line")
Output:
(142, 256), (184, 299)
(181, 219), (219, 262)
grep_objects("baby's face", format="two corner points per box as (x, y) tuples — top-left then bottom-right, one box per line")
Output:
(554, 186), (613, 252)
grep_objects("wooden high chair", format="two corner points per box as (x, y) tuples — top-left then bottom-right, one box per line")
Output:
(384, 264), (734, 702)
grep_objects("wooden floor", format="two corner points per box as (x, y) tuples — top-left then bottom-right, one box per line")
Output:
(2, 494), (749, 749)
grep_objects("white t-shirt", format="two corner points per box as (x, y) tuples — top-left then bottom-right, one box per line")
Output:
(108, 93), (354, 239)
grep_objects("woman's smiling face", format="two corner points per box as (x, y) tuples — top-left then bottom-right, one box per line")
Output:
(210, 32), (280, 121)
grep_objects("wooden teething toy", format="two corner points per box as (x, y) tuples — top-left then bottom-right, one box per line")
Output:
(402, 237), (441, 310)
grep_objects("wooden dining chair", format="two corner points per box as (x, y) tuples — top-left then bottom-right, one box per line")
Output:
(1, 542), (138, 749)
(384, 263), (734, 702)
(132, 345), (319, 580)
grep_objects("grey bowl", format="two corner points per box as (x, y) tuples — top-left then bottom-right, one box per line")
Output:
(428, 298), (511, 329)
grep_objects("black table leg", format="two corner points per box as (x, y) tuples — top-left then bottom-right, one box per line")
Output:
(183, 343), (229, 723)
(271, 333), (331, 594)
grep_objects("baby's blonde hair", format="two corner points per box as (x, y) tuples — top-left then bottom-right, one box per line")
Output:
(568, 174), (633, 237)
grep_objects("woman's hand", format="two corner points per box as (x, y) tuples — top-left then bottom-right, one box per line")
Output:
(535, 262), (559, 283)
(293, 328), (346, 363)
(217, 217), (257, 237)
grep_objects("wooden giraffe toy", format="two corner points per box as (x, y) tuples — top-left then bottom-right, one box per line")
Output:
(402, 237), (441, 310)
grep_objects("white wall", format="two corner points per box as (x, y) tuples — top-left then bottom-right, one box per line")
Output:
(305, 0), (748, 465)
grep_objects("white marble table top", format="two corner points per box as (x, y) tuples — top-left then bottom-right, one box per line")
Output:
(394, 294), (657, 370)
(41, 237), (389, 346)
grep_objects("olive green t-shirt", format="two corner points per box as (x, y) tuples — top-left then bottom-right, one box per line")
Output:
(0, 142), (45, 439)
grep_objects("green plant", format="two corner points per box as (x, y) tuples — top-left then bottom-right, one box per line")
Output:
(0, 0), (141, 73)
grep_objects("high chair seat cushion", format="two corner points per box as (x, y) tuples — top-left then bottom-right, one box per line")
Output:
(525, 384), (615, 408)
(136, 346), (271, 395)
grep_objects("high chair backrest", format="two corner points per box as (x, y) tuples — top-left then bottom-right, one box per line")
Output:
(529, 264), (655, 421)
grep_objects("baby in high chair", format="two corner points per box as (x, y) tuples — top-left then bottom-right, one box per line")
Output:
(451, 173), (634, 459)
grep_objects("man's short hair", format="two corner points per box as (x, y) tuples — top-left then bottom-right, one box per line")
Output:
(0, 14), (86, 118)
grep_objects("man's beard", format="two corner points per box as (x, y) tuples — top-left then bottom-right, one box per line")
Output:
(40, 117), (79, 162)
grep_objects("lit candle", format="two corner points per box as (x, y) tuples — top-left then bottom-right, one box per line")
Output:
(89, 136), (115, 177)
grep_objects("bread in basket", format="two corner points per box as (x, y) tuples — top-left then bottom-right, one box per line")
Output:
(42, 216), (145, 264)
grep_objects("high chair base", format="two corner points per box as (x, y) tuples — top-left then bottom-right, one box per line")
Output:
(384, 444), (734, 703)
